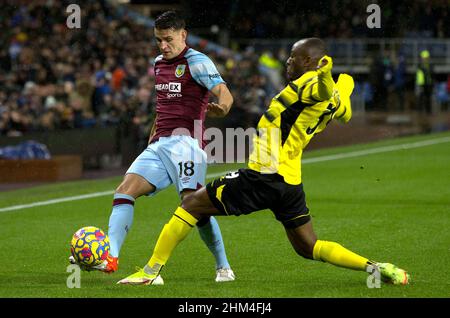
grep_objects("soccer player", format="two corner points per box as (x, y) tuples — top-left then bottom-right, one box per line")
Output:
(117, 38), (410, 286)
(70, 11), (235, 282)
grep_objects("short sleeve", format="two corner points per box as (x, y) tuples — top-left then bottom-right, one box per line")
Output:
(186, 49), (225, 90)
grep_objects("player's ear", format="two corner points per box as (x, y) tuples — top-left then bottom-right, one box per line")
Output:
(181, 29), (187, 41)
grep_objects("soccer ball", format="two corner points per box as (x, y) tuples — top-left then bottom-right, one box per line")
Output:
(70, 226), (110, 266)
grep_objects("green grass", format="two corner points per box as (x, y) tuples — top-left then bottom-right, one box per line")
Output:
(1, 131), (450, 298)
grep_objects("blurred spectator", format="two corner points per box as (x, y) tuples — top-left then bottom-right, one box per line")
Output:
(415, 50), (433, 114)
(258, 51), (284, 97)
(434, 81), (449, 113)
(447, 75), (450, 94)
(367, 53), (387, 111)
(381, 54), (395, 111)
(242, 75), (268, 127)
(393, 53), (406, 111)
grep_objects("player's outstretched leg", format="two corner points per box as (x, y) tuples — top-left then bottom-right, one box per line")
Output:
(103, 174), (155, 273)
(182, 189), (234, 282)
(285, 221), (410, 285)
(118, 206), (198, 285)
(69, 191), (132, 273)
(313, 240), (410, 285)
(118, 187), (222, 285)
(105, 193), (135, 272)
(197, 216), (235, 282)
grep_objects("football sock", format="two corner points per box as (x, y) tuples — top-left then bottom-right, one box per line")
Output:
(108, 193), (135, 258)
(147, 206), (198, 269)
(197, 216), (231, 270)
(312, 240), (369, 271)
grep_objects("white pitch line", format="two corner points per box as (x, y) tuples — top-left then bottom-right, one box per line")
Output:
(1, 135), (450, 213)
(0, 190), (115, 213)
(302, 136), (450, 164)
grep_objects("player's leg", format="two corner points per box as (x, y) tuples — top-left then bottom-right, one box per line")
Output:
(104, 144), (171, 273)
(108, 173), (155, 257)
(93, 174), (151, 273)
(161, 135), (234, 281)
(117, 169), (271, 285)
(182, 190), (234, 282)
(117, 187), (219, 284)
(276, 183), (410, 285)
(284, 220), (410, 285)
(276, 182), (372, 269)
(91, 173), (153, 272)
(69, 173), (154, 272)
(285, 221), (370, 269)
(151, 187), (221, 269)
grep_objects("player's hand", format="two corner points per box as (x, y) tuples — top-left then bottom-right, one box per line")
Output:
(207, 102), (227, 118)
(317, 55), (333, 75)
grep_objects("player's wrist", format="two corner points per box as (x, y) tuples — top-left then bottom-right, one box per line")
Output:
(219, 103), (231, 116)
(317, 69), (332, 76)
(317, 55), (333, 75)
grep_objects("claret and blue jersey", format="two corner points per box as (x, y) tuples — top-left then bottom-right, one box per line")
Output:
(151, 46), (225, 147)
(127, 46), (226, 195)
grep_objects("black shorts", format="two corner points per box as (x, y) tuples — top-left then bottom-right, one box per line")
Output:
(206, 168), (310, 229)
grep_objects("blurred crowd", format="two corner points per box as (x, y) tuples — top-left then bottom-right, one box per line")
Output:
(193, 0), (450, 40)
(1, 0), (152, 136)
(1, 0), (449, 139)
(0, 0), (272, 138)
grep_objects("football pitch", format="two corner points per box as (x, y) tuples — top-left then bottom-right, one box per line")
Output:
(0, 131), (449, 298)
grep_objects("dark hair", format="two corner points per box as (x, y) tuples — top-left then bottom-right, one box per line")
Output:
(154, 11), (186, 30)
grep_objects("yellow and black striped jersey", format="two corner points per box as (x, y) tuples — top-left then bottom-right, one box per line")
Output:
(248, 70), (354, 185)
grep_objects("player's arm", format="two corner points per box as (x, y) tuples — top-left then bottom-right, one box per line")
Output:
(314, 55), (334, 101)
(299, 55), (334, 103)
(334, 74), (354, 123)
(207, 83), (234, 118)
(187, 51), (232, 117)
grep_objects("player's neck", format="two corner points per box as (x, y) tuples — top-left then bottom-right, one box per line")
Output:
(165, 45), (189, 61)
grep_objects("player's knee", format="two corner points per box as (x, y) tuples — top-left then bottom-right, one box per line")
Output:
(115, 181), (131, 195)
(180, 190), (195, 201)
(292, 238), (316, 260)
(115, 175), (153, 198)
(180, 192), (203, 219)
(180, 193), (196, 212)
(115, 180), (138, 197)
(293, 245), (314, 260)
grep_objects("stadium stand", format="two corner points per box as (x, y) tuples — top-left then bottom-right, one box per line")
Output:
(0, 0), (448, 180)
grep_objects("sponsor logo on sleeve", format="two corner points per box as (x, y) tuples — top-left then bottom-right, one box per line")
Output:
(208, 73), (221, 80)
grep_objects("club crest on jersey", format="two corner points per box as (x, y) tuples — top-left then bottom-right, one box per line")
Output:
(175, 64), (186, 78)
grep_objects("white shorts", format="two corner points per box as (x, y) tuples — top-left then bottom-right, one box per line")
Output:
(126, 135), (207, 196)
